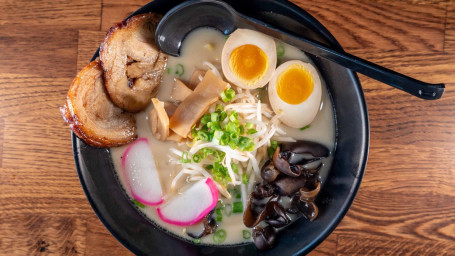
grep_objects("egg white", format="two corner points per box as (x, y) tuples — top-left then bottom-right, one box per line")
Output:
(268, 60), (322, 128)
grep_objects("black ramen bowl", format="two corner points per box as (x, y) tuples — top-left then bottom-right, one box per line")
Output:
(73, 0), (369, 255)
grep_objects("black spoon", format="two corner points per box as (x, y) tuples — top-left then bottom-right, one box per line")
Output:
(155, 0), (445, 100)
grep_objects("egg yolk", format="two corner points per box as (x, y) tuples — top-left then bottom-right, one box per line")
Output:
(276, 64), (314, 105)
(229, 44), (269, 86)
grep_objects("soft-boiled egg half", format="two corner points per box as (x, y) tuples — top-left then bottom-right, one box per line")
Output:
(221, 29), (276, 89)
(268, 60), (322, 128)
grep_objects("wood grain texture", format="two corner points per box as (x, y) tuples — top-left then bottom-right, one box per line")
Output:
(101, 0), (146, 31)
(76, 31), (106, 71)
(84, 215), (134, 256)
(0, 26), (80, 77)
(0, 74), (71, 120)
(0, 118), (3, 167)
(292, 0), (447, 52)
(445, 2), (455, 52)
(307, 233), (337, 256)
(0, 215), (86, 255)
(0, 0), (454, 255)
(336, 234), (455, 255)
(0, 0), (100, 29)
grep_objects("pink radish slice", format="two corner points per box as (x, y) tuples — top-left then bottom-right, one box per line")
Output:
(122, 138), (163, 205)
(157, 178), (219, 226)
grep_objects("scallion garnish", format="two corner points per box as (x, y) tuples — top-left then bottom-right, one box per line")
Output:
(267, 140), (278, 158)
(233, 201), (243, 213)
(242, 230), (251, 239)
(132, 199), (145, 208)
(247, 128), (257, 135)
(197, 130), (209, 141)
(300, 124), (311, 131)
(213, 229), (227, 244)
(231, 163), (239, 174)
(222, 204), (233, 216)
(175, 64), (184, 76)
(188, 98), (260, 185)
(180, 151), (191, 163)
(242, 173), (249, 184)
(238, 136), (255, 151)
(221, 88), (236, 102)
(215, 104), (224, 112)
(215, 206), (223, 222)
(228, 110), (238, 122)
(192, 153), (202, 163)
(211, 112), (219, 122)
(277, 45), (285, 58)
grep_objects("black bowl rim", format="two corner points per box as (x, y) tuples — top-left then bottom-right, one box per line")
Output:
(72, 0), (370, 255)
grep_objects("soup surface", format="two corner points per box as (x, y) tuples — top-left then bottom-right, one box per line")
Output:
(110, 28), (336, 245)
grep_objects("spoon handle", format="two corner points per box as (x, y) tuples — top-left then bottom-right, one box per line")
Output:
(243, 19), (445, 100)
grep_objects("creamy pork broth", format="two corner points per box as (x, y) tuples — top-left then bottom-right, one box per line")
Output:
(110, 28), (336, 245)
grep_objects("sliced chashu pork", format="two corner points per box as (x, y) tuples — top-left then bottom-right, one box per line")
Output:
(60, 60), (137, 147)
(100, 13), (167, 112)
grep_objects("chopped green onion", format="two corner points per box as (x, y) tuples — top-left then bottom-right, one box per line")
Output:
(211, 112), (219, 122)
(233, 201), (243, 213)
(200, 114), (211, 124)
(207, 121), (221, 131)
(166, 67), (171, 74)
(132, 199), (145, 208)
(200, 148), (214, 158)
(215, 206), (223, 222)
(267, 140), (279, 158)
(192, 153), (202, 163)
(228, 111), (238, 122)
(238, 137), (255, 151)
(180, 151), (191, 163)
(276, 45), (285, 58)
(213, 229), (227, 244)
(225, 122), (239, 134)
(215, 104), (224, 112)
(242, 173), (249, 184)
(221, 88), (236, 102)
(300, 124), (311, 131)
(239, 124), (244, 135)
(247, 128), (257, 135)
(229, 132), (239, 141)
(213, 130), (224, 139)
(213, 150), (225, 161)
(197, 130), (209, 141)
(215, 207), (222, 215)
(231, 163), (239, 174)
(219, 111), (227, 121)
(245, 122), (254, 130)
(228, 140), (237, 150)
(212, 161), (230, 185)
(242, 230), (251, 239)
(193, 238), (201, 244)
(220, 132), (230, 146)
(235, 192), (241, 199)
(175, 64), (184, 76)
(222, 204), (233, 216)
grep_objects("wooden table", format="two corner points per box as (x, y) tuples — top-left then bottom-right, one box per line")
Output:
(0, 0), (454, 255)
